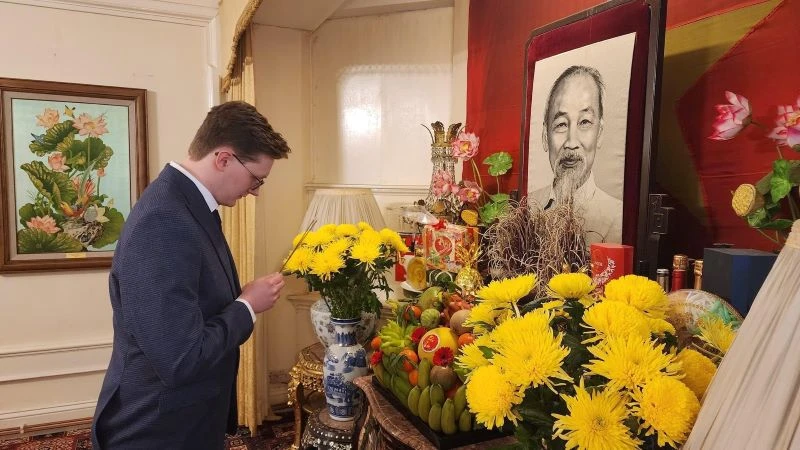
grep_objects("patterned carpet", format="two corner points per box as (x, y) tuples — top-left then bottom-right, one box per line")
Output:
(0, 410), (295, 450)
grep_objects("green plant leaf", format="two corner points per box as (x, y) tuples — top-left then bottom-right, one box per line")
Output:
(479, 201), (504, 224)
(17, 228), (83, 254)
(770, 173), (792, 202)
(20, 161), (77, 205)
(28, 121), (76, 156)
(91, 207), (125, 248)
(760, 218), (794, 230)
(62, 137), (114, 171)
(18, 203), (54, 227)
(745, 208), (769, 228)
(773, 159), (791, 178)
(483, 151), (513, 177)
(490, 193), (511, 203)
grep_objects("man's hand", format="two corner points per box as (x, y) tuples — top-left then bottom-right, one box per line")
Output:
(241, 272), (285, 314)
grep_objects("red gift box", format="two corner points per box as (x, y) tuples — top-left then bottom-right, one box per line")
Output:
(591, 243), (634, 291)
(422, 223), (479, 272)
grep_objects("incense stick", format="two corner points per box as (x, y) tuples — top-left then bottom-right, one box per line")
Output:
(280, 218), (317, 273)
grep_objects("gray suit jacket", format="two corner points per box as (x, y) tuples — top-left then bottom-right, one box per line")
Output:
(92, 165), (253, 449)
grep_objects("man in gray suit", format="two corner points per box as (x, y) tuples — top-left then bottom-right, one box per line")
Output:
(531, 65), (622, 245)
(92, 101), (291, 449)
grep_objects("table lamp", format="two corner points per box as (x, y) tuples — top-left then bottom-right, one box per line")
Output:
(300, 188), (386, 348)
(300, 188), (386, 232)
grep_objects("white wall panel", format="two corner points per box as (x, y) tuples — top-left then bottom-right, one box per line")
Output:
(311, 8), (454, 186)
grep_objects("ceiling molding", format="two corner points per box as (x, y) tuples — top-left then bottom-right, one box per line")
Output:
(1, 0), (217, 26)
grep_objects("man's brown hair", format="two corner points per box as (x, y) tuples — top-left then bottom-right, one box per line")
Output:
(188, 101), (291, 162)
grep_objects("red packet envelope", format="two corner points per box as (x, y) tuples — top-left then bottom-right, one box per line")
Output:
(591, 243), (634, 292)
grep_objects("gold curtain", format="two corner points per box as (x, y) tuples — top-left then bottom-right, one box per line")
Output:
(218, 0), (264, 94)
(220, 27), (275, 434)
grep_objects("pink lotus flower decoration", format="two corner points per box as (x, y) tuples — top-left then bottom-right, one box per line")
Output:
(767, 97), (800, 150)
(451, 131), (480, 159)
(431, 169), (459, 197)
(36, 108), (60, 129)
(457, 180), (482, 203)
(73, 113), (108, 137)
(27, 216), (60, 234)
(709, 91), (751, 140)
(47, 151), (69, 172)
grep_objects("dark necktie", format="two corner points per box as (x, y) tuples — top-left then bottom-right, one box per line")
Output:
(211, 209), (241, 294)
(212, 209), (222, 228)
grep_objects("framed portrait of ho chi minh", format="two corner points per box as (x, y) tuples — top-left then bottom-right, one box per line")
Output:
(519, 0), (666, 274)
(0, 78), (148, 273)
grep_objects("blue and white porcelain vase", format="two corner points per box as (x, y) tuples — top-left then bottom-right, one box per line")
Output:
(310, 298), (377, 348)
(323, 317), (368, 421)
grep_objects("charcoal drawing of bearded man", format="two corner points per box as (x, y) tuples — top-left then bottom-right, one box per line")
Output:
(530, 65), (623, 245)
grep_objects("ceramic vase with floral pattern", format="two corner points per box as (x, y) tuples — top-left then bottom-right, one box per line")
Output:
(322, 317), (368, 421)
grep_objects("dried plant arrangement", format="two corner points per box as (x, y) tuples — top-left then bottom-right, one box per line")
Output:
(483, 197), (589, 300)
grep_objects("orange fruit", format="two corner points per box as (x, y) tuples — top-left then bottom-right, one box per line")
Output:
(403, 305), (422, 321)
(408, 369), (419, 386)
(457, 332), (475, 348)
(400, 348), (419, 372)
(370, 336), (382, 351)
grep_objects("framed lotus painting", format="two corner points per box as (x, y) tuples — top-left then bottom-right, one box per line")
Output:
(0, 78), (148, 273)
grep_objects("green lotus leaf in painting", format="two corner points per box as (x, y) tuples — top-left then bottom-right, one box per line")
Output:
(91, 207), (124, 248)
(17, 228), (83, 254)
(20, 161), (78, 205)
(28, 121), (76, 156)
(18, 203), (56, 227)
(62, 137), (114, 171)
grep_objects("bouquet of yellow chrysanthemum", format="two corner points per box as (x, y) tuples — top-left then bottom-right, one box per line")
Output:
(283, 222), (409, 320)
(456, 273), (738, 450)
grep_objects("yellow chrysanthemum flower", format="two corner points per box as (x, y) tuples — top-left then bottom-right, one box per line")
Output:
(582, 300), (651, 344)
(357, 221), (373, 231)
(696, 316), (737, 355)
(303, 229), (335, 248)
(630, 375), (700, 448)
(476, 274), (537, 306)
(465, 302), (507, 336)
(473, 333), (493, 349)
(378, 228), (409, 253)
(318, 223), (337, 234)
(547, 272), (596, 307)
(292, 232), (305, 247)
(603, 275), (670, 319)
(541, 300), (565, 310)
(324, 237), (351, 257)
(456, 343), (490, 373)
(309, 250), (345, 280)
(491, 312), (571, 391)
(334, 223), (359, 237)
(350, 240), (380, 265)
(358, 228), (382, 246)
(465, 364), (523, 429)
(647, 318), (676, 337)
(283, 247), (313, 274)
(676, 348), (717, 399)
(553, 380), (642, 450)
(584, 336), (680, 392)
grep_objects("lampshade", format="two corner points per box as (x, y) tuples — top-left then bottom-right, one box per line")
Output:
(299, 188), (386, 232)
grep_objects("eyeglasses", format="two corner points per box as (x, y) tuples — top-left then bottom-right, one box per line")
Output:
(217, 151), (265, 190)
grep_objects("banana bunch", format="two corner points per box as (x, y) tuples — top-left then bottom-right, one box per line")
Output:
(378, 321), (414, 354)
(406, 383), (474, 435)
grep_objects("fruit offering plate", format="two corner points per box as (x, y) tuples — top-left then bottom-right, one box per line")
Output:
(371, 377), (510, 449)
